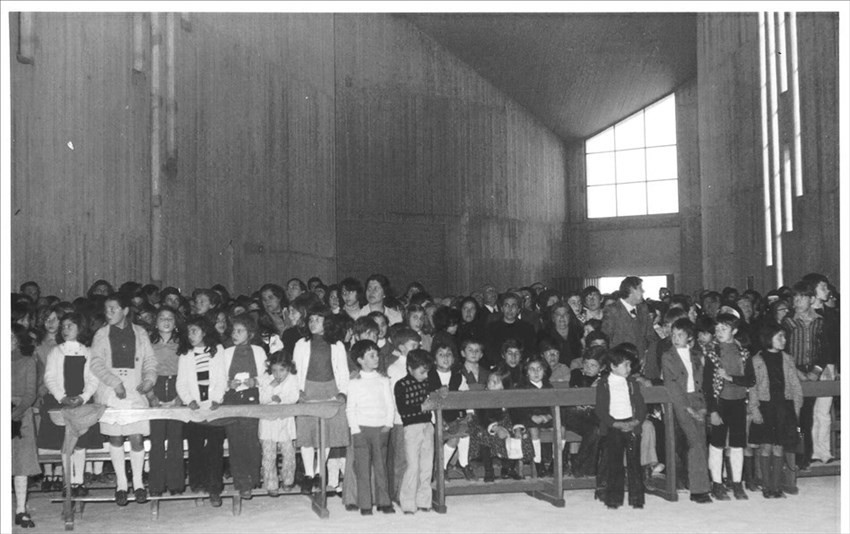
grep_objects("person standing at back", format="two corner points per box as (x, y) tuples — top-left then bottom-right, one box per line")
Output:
(601, 277), (659, 380)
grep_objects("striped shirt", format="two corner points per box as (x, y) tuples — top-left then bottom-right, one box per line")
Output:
(193, 347), (212, 400)
(783, 314), (823, 372)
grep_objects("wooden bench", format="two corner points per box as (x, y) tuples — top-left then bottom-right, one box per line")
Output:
(48, 402), (342, 530)
(427, 385), (680, 513)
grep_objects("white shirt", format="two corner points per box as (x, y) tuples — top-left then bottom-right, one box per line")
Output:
(608, 373), (633, 420)
(620, 299), (637, 317)
(676, 347), (695, 393)
(346, 370), (395, 433)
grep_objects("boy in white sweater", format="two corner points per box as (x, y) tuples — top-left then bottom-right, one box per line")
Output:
(346, 340), (396, 515)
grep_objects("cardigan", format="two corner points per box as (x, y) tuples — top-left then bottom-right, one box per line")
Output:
(208, 344), (268, 404)
(748, 350), (804, 418)
(292, 337), (350, 395)
(44, 342), (99, 403)
(176, 344), (225, 405)
(89, 323), (157, 402)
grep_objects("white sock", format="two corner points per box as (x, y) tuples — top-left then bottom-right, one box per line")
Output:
(301, 447), (315, 478)
(559, 439), (566, 454)
(729, 447), (744, 483)
(708, 445), (724, 483)
(110, 445), (129, 491)
(92, 461), (103, 475)
(130, 449), (145, 490)
(443, 444), (456, 469)
(14, 476), (28, 513)
(457, 437), (470, 467)
(532, 439), (542, 464)
(72, 449), (87, 485)
(327, 458), (340, 488)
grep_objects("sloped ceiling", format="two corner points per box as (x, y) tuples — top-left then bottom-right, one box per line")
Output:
(402, 13), (697, 144)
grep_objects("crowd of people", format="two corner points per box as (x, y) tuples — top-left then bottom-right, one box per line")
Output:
(9, 272), (841, 527)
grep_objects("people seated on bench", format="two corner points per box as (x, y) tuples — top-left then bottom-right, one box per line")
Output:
(511, 355), (555, 477)
(427, 341), (473, 481)
(39, 312), (101, 498)
(468, 369), (533, 481)
(89, 293), (158, 507)
(564, 346), (603, 478)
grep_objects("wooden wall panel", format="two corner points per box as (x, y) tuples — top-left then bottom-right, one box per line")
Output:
(168, 14), (336, 295)
(10, 13), (150, 298)
(697, 13), (840, 290)
(334, 14), (567, 296)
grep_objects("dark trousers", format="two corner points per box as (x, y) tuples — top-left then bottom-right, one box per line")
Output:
(149, 419), (185, 493)
(225, 419), (261, 491)
(185, 422), (225, 494)
(604, 427), (644, 507)
(797, 397), (816, 465)
(353, 427), (391, 510)
(565, 408), (600, 477)
(708, 397), (747, 448)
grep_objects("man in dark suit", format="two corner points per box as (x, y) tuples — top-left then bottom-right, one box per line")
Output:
(484, 293), (536, 369)
(601, 276), (660, 380)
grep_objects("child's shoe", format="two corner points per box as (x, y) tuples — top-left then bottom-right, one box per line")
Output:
(689, 492), (713, 504)
(360, 508), (373, 516)
(134, 487), (148, 504)
(267, 486), (280, 497)
(15, 512), (35, 528)
(114, 489), (129, 507)
(483, 468), (495, 483)
(461, 464), (477, 481)
(377, 505), (396, 514)
(209, 493), (223, 507)
(711, 482), (730, 501)
(731, 482), (748, 500)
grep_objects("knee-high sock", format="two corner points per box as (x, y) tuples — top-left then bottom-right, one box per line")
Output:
(14, 476), (28, 513)
(729, 447), (744, 482)
(443, 444), (457, 469)
(72, 449), (87, 485)
(457, 437), (470, 467)
(130, 449), (145, 490)
(110, 445), (129, 491)
(301, 447), (315, 478)
(91, 460), (103, 475)
(708, 445), (724, 483)
(532, 439), (542, 464)
(327, 458), (340, 488)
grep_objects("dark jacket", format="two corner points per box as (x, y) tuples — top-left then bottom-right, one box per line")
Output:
(595, 373), (647, 436)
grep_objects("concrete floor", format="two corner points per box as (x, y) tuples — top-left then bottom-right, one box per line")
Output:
(13, 475), (842, 533)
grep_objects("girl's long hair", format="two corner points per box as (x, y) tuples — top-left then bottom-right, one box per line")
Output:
(181, 315), (219, 358)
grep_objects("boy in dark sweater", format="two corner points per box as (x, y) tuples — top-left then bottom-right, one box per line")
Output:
(394, 349), (436, 515)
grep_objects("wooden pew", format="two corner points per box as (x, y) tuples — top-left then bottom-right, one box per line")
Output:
(427, 385), (680, 513)
(48, 401), (342, 530)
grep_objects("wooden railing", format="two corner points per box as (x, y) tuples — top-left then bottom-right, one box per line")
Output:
(48, 401), (343, 530)
(427, 380), (842, 513)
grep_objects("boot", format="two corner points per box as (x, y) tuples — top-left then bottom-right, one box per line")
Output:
(781, 452), (798, 495)
(743, 456), (761, 491)
(481, 449), (495, 483)
(731, 482), (748, 500)
(758, 455), (773, 499)
(771, 454), (786, 498)
(711, 482), (730, 501)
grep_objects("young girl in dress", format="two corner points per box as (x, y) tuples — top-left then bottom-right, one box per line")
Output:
(12, 323), (40, 528)
(468, 370), (533, 481)
(346, 340), (396, 515)
(89, 293), (157, 506)
(209, 313), (267, 499)
(39, 313), (101, 497)
(459, 338), (489, 391)
(748, 324), (803, 499)
(293, 305), (350, 494)
(34, 305), (63, 491)
(596, 346), (647, 510)
(513, 355), (554, 476)
(258, 350), (300, 496)
(147, 307), (189, 496)
(406, 304), (432, 352)
(428, 341), (473, 480)
(176, 315), (226, 506)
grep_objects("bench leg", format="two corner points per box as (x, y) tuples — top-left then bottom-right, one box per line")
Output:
(232, 494), (241, 516)
(151, 499), (159, 520)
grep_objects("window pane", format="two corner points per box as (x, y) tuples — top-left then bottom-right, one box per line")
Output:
(645, 94), (677, 147)
(615, 149), (645, 183)
(614, 111), (644, 150)
(647, 180), (679, 214)
(587, 185), (617, 218)
(586, 152), (615, 186)
(597, 275), (669, 300)
(616, 183), (646, 216)
(586, 127), (614, 153)
(646, 146), (678, 180)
